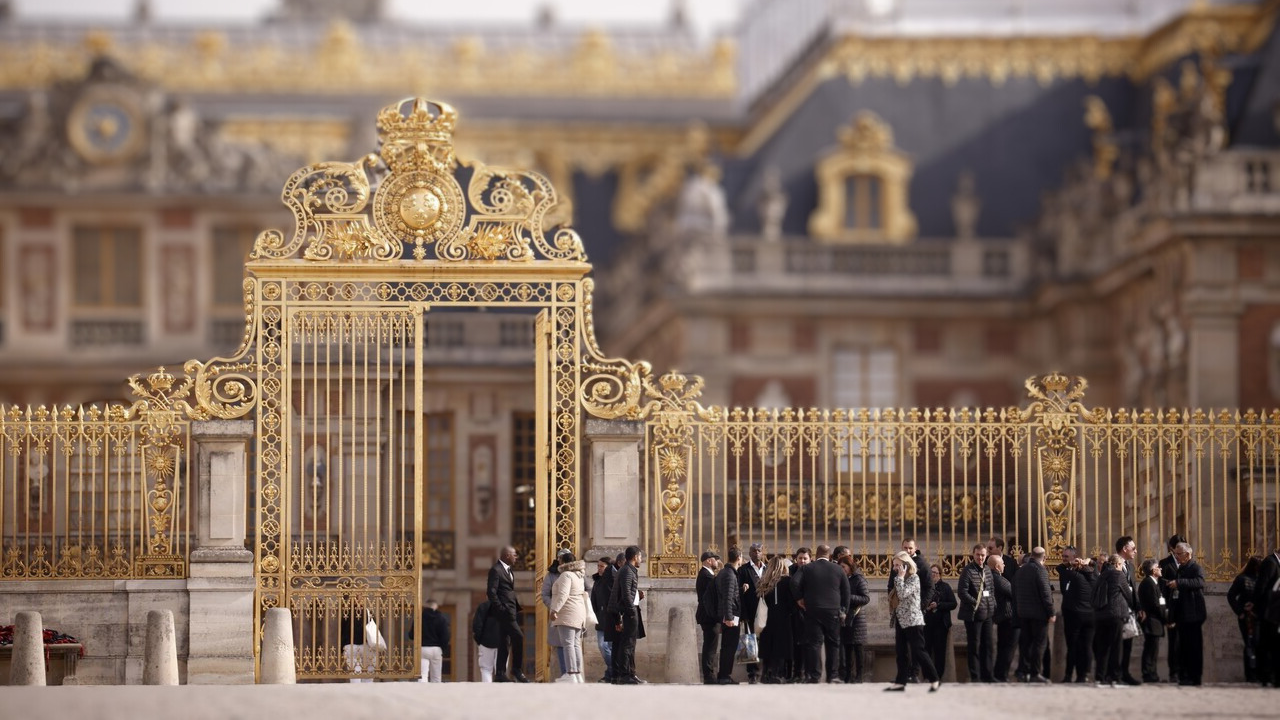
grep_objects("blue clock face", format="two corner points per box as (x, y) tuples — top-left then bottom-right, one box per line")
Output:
(68, 90), (146, 164)
(81, 103), (134, 154)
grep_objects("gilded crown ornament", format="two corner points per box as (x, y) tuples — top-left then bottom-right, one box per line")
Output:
(376, 97), (458, 174)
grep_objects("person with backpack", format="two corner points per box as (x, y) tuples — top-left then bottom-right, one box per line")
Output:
(1092, 554), (1133, 687)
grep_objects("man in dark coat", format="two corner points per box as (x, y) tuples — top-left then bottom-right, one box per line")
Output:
(473, 600), (501, 681)
(1013, 547), (1055, 682)
(1057, 546), (1097, 683)
(486, 545), (528, 682)
(607, 545), (645, 684)
(793, 544), (849, 683)
(1157, 534), (1186, 683)
(986, 537), (1019, 682)
(1137, 559), (1168, 683)
(1253, 546), (1280, 687)
(1166, 542), (1207, 686)
(695, 550), (721, 684)
(957, 544), (995, 682)
(591, 557), (617, 682)
(715, 547), (745, 684)
(1116, 535), (1143, 685)
(737, 542), (766, 683)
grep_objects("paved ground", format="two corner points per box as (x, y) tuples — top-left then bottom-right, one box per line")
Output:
(2, 682), (1278, 720)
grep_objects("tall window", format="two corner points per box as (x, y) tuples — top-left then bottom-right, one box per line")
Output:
(833, 347), (898, 473)
(71, 226), (144, 347)
(511, 412), (537, 566)
(72, 226), (142, 309)
(395, 411), (455, 569)
(212, 226), (257, 308)
(843, 174), (883, 231)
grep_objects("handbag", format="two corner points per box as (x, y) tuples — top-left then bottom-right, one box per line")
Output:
(365, 613), (388, 653)
(888, 588), (900, 614)
(1121, 612), (1140, 640)
(755, 599), (769, 634)
(735, 630), (760, 665)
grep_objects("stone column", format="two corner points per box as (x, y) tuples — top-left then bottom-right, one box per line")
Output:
(584, 418), (644, 562)
(186, 419), (257, 684)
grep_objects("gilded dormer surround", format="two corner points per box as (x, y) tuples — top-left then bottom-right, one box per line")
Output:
(808, 110), (917, 244)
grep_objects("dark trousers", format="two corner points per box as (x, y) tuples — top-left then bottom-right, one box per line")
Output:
(1121, 636), (1137, 681)
(1094, 617), (1124, 683)
(718, 623), (740, 681)
(924, 623), (950, 679)
(1141, 633), (1161, 681)
(1238, 618), (1257, 682)
(1259, 620), (1280, 686)
(840, 641), (864, 682)
(494, 614), (524, 678)
(699, 622), (719, 682)
(964, 618), (994, 681)
(994, 619), (1018, 681)
(803, 608), (841, 682)
(1064, 613), (1094, 681)
(894, 625), (939, 684)
(1166, 624), (1180, 681)
(1018, 619), (1049, 678)
(612, 612), (638, 680)
(1177, 621), (1203, 685)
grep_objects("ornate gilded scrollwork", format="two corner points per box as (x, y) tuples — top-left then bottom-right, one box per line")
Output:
(251, 97), (585, 264)
(1023, 372), (1091, 565)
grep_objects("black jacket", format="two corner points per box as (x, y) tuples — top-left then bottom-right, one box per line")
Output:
(925, 580), (957, 630)
(608, 562), (640, 620)
(1013, 560), (1054, 621)
(486, 560), (521, 621)
(420, 607), (451, 654)
(1137, 575), (1166, 635)
(1171, 560), (1207, 624)
(472, 601), (500, 649)
(695, 565), (718, 626)
(844, 569), (871, 644)
(1255, 552), (1280, 624)
(591, 566), (617, 641)
(1158, 553), (1179, 604)
(1227, 572), (1256, 619)
(716, 564), (743, 622)
(957, 561), (995, 622)
(1093, 566), (1133, 622)
(1122, 559), (1140, 612)
(990, 567), (1014, 623)
(793, 558), (850, 613)
(1057, 562), (1097, 617)
(739, 560), (765, 625)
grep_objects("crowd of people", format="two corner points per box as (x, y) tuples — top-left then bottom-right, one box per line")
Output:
(465, 538), (1280, 688)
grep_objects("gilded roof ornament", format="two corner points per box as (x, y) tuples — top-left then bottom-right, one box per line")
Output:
(253, 97), (586, 264)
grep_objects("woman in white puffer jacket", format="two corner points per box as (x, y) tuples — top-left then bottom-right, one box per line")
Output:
(550, 554), (597, 683)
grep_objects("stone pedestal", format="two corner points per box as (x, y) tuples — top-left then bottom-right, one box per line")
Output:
(664, 606), (700, 684)
(259, 608), (296, 685)
(187, 420), (256, 684)
(584, 419), (644, 562)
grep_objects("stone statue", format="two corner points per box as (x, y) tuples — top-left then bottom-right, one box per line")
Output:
(758, 166), (787, 242)
(675, 163), (729, 238)
(951, 170), (980, 240)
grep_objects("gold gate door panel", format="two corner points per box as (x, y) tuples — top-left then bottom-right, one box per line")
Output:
(284, 307), (424, 680)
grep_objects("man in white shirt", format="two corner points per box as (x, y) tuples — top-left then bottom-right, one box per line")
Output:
(738, 543), (766, 683)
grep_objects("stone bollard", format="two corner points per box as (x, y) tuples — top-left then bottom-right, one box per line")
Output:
(259, 607), (296, 684)
(10, 611), (46, 686)
(664, 606), (700, 684)
(143, 609), (180, 685)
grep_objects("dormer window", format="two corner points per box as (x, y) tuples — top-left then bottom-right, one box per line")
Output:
(809, 111), (916, 244)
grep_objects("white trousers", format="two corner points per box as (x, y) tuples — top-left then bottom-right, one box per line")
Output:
(477, 645), (497, 682)
(419, 646), (444, 682)
(343, 644), (376, 683)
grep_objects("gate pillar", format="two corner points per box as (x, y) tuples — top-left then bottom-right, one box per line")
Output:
(187, 419), (255, 684)
(584, 418), (644, 561)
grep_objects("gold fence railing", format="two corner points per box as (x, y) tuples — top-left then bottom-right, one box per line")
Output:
(0, 370), (193, 580)
(643, 372), (1280, 582)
